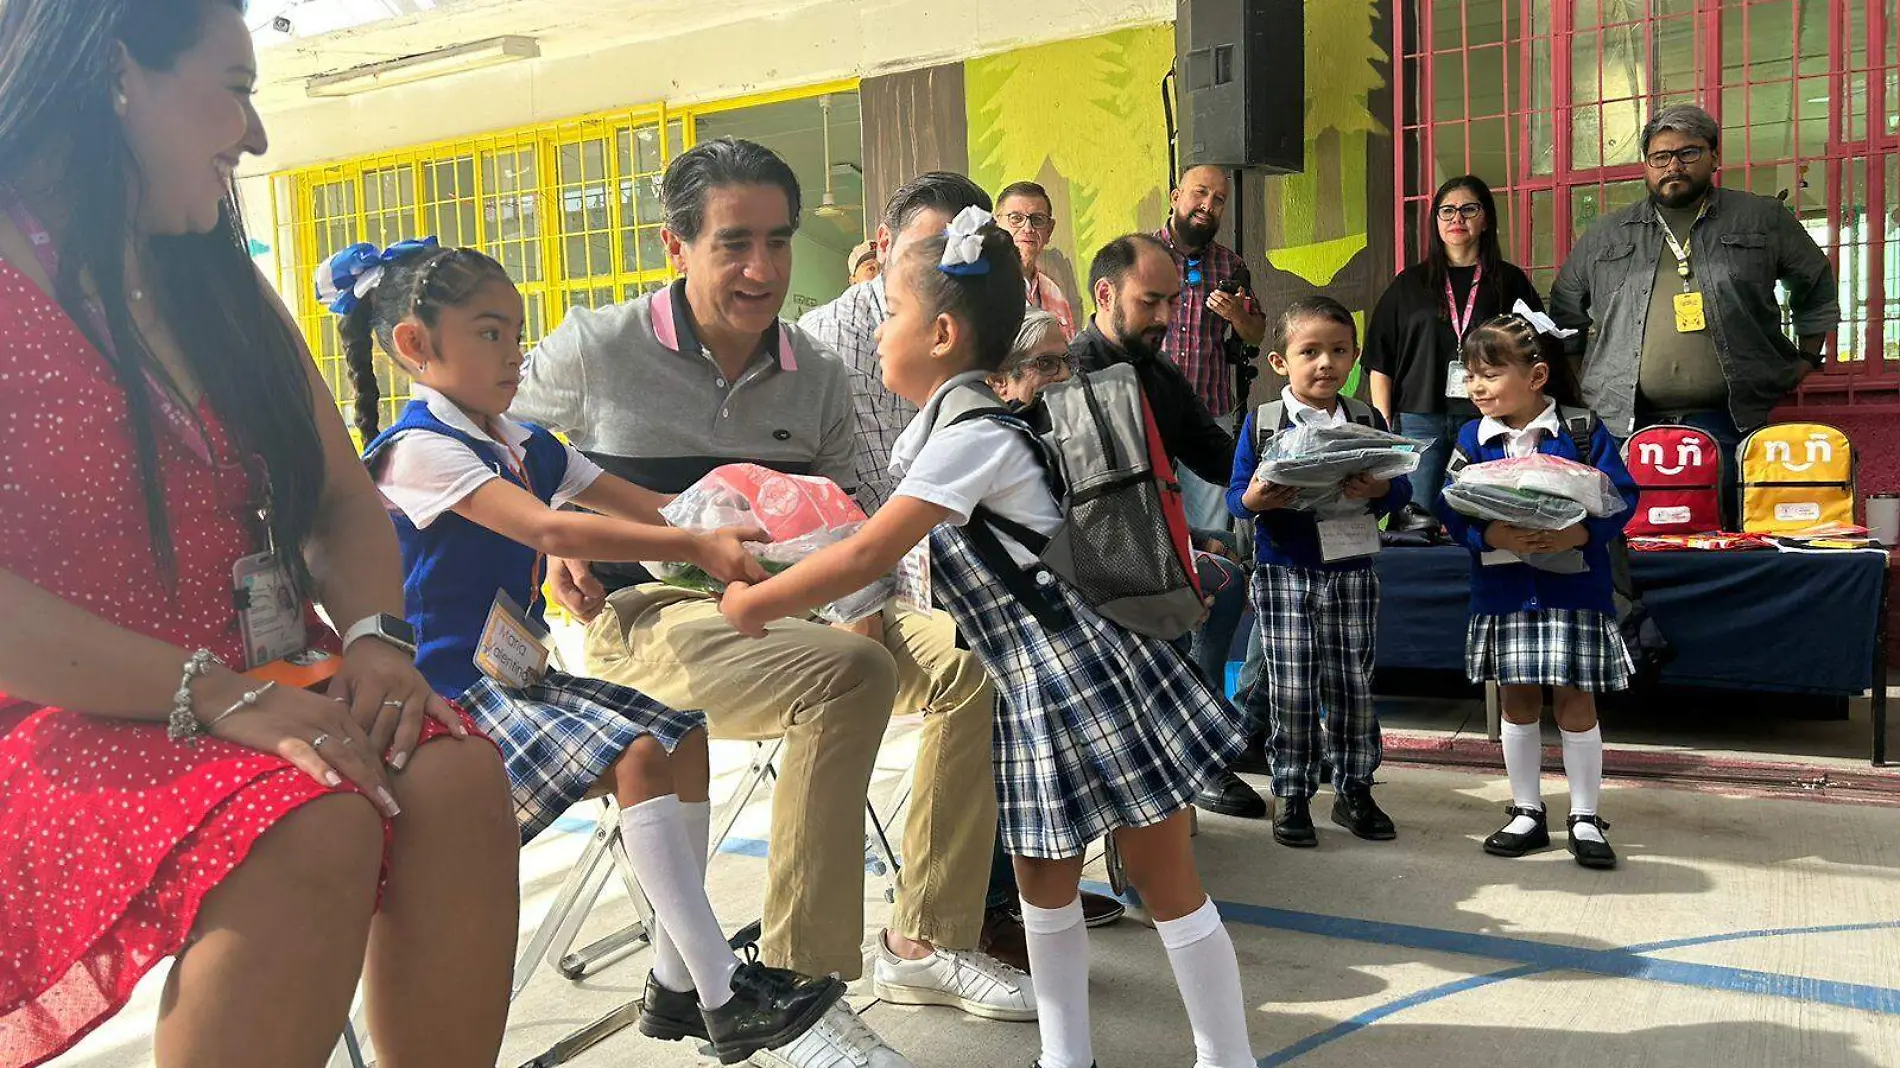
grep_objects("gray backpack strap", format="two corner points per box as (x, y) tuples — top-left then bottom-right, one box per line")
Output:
(1557, 404), (1598, 458)
(1254, 400), (1286, 451)
(1340, 396), (1376, 427)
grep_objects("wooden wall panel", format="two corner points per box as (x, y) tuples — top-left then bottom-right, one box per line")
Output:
(860, 64), (970, 229)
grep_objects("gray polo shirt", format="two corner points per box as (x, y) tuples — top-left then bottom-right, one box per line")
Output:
(510, 280), (859, 586)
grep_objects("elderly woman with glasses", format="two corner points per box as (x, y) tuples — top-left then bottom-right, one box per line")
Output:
(1362, 173), (1546, 523)
(996, 181), (1077, 340)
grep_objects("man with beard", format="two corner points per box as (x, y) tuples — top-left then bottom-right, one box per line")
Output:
(1551, 103), (1836, 512)
(1156, 165), (1269, 530)
(1072, 234), (1268, 822)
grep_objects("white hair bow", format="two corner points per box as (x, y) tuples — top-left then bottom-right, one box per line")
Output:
(1512, 298), (1578, 339)
(939, 206), (994, 276)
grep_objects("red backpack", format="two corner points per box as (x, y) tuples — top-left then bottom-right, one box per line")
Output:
(1621, 424), (1724, 535)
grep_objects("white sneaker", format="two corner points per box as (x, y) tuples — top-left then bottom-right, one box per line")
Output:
(748, 1001), (913, 1068)
(872, 935), (1038, 1022)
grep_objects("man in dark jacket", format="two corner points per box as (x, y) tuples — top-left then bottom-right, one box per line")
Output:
(1072, 233), (1266, 820)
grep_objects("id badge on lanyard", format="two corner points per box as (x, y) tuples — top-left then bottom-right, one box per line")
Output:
(232, 470), (304, 669)
(1445, 264), (1482, 399)
(1659, 209), (1708, 333)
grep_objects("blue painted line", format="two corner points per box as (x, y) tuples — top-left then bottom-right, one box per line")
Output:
(1256, 965), (1542, 1068)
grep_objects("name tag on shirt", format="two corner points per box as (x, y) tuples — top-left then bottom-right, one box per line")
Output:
(1673, 291), (1707, 332)
(1444, 361), (1468, 399)
(895, 543), (933, 615)
(1317, 513), (1381, 561)
(233, 551), (306, 671)
(474, 590), (550, 689)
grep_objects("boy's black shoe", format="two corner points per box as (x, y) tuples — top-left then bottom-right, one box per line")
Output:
(1482, 805), (1550, 857)
(1273, 795), (1318, 847)
(1229, 732), (1271, 776)
(1195, 767), (1268, 819)
(1567, 814), (1618, 870)
(1331, 786), (1397, 840)
(694, 960), (847, 1065)
(639, 972), (710, 1042)
(1393, 502), (1439, 533)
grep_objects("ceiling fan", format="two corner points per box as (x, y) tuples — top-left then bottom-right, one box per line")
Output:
(812, 94), (862, 220)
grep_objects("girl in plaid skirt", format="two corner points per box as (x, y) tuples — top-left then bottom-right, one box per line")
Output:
(722, 212), (1256, 1068)
(1435, 312), (1639, 870)
(326, 241), (844, 1062)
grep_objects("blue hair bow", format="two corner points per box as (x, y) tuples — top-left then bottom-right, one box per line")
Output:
(315, 237), (440, 315)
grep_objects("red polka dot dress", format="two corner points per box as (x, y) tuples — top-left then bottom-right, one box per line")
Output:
(0, 262), (472, 1067)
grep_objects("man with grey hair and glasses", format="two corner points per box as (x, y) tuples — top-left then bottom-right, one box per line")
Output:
(1549, 102), (1837, 516)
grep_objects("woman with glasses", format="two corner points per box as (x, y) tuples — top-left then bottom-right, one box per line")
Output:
(1363, 174), (1545, 523)
(996, 182), (1077, 340)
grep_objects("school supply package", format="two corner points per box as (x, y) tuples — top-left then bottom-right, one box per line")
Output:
(1251, 420), (1423, 512)
(1738, 422), (1856, 536)
(925, 365), (1207, 641)
(648, 463), (893, 623)
(1443, 454), (1624, 573)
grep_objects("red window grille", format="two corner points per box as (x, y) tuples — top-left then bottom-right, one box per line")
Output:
(1394, 0), (1900, 412)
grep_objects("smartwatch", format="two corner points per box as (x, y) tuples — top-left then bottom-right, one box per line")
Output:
(342, 613), (418, 658)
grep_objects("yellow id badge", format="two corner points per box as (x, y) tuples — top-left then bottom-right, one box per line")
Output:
(1673, 291), (1707, 333)
(474, 590), (551, 689)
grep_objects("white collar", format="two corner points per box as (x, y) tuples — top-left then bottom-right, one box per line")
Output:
(413, 383), (532, 451)
(1281, 385), (1347, 427)
(1477, 398), (1562, 448)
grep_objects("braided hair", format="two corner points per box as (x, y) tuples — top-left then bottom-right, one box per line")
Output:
(1460, 313), (1582, 407)
(897, 217), (1025, 373)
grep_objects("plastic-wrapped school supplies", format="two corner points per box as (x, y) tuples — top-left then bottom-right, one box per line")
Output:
(1253, 422), (1423, 511)
(1443, 455), (1621, 573)
(648, 464), (893, 623)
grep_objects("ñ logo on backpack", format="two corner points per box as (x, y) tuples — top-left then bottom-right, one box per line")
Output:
(1636, 438), (1703, 476)
(1764, 432), (1832, 473)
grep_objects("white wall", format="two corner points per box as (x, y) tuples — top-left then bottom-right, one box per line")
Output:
(248, 0), (1170, 174)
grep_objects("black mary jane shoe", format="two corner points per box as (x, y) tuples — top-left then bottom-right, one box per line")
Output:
(1330, 786), (1397, 841)
(1481, 804), (1550, 858)
(1195, 767), (1269, 819)
(1273, 795), (1318, 847)
(1566, 813), (1618, 870)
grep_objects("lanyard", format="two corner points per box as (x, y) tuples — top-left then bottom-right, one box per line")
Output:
(2, 196), (214, 466)
(1657, 204), (1706, 292)
(1445, 262), (1483, 341)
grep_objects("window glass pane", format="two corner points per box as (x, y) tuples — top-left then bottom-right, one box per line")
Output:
(361, 165), (414, 249)
(556, 137), (613, 281)
(423, 157), (477, 247)
(1431, 121), (1467, 185)
(1466, 46), (1506, 119)
(481, 145), (540, 282)
(1569, 179), (1644, 240)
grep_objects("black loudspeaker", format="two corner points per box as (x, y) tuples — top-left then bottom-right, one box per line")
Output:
(1175, 0), (1304, 173)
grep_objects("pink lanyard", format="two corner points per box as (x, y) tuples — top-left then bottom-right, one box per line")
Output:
(3, 197), (214, 466)
(1445, 262), (1483, 342)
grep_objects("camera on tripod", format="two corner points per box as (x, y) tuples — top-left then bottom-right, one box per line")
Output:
(1215, 278), (1261, 407)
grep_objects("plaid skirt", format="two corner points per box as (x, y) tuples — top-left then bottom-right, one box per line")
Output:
(930, 525), (1243, 859)
(1466, 608), (1633, 693)
(459, 671), (706, 844)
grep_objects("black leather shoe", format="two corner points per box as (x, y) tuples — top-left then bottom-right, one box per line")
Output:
(1331, 787), (1397, 840)
(1567, 814), (1618, 870)
(1482, 805), (1550, 857)
(639, 972), (709, 1042)
(1273, 795), (1318, 847)
(1229, 733), (1271, 776)
(1195, 767), (1268, 819)
(1393, 502), (1439, 533)
(700, 960), (847, 1064)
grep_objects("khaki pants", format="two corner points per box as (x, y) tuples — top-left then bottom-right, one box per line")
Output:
(584, 584), (997, 980)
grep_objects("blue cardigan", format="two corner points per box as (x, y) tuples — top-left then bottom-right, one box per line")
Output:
(1433, 415), (1639, 617)
(1226, 406), (1412, 571)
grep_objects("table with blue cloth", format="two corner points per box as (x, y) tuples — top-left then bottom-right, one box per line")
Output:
(1368, 545), (1891, 763)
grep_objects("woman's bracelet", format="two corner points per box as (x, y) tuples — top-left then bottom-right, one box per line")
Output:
(206, 681), (276, 730)
(167, 649), (221, 744)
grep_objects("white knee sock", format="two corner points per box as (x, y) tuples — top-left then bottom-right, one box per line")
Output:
(1561, 725), (1606, 842)
(647, 800), (713, 996)
(1499, 719), (1545, 835)
(621, 795), (738, 1009)
(1021, 896), (1092, 1068)
(1156, 898), (1255, 1068)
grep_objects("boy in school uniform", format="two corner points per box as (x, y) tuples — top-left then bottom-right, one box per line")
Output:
(1227, 296), (1411, 848)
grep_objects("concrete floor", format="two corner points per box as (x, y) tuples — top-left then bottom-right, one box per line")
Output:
(52, 719), (1900, 1068)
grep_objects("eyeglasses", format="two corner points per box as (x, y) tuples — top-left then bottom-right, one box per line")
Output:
(1435, 203), (1484, 221)
(1005, 353), (1072, 381)
(1001, 211), (1055, 231)
(1644, 145), (1708, 169)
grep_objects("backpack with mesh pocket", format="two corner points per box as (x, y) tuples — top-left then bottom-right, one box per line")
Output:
(927, 365), (1206, 641)
(1738, 422), (1856, 534)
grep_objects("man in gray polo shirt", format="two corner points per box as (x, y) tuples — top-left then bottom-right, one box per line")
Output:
(511, 139), (1028, 1068)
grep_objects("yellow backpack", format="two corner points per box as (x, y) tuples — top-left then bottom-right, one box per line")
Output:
(1737, 422), (1856, 534)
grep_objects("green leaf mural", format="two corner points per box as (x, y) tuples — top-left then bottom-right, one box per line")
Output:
(965, 26), (1176, 315)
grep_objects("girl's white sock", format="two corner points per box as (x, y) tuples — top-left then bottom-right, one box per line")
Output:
(1021, 896), (1092, 1068)
(1156, 897), (1255, 1068)
(621, 795), (738, 1008)
(1562, 725), (1606, 843)
(1499, 719), (1546, 835)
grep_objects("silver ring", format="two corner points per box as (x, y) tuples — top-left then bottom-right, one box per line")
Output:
(312, 733), (331, 750)
(383, 700), (404, 708)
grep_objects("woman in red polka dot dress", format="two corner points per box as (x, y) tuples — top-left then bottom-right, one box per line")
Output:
(0, 3), (520, 1066)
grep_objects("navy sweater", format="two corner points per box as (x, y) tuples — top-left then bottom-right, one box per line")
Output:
(1226, 406), (1412, 571)
(1433, 415), (1639, 617)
